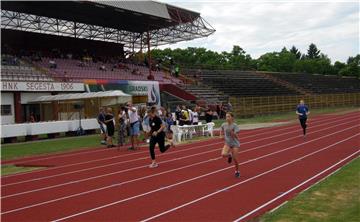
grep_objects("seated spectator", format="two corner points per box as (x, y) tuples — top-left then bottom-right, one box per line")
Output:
(131, 68), (141, 75)
(49, 60), (57, 69)
(78, 61), (85, 67)
(147, 74), (155, 80)
(99, 65), (107, 71)
(205, 108), (213, 123)
(63, 71), (69, 82)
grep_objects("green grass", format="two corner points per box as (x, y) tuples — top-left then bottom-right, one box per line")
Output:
(212, 106), (359, 128)
(1, 134), (146, 161)
(260, 157), (360, 222)
(1, 165), (44, 176)
(1, 135), (102, 161)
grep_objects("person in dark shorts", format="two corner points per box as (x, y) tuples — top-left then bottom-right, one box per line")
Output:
(97, 107), (107, 145)
(104, 107), (115, 148)
(205, 107), (213, 123)
(296, 99), (310, 139)
(148, 106), (171, 168)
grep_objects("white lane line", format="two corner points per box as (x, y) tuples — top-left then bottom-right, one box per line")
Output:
(233, 151), (360, 222)
(140, 137), (359, 222)
(3, 114), (356, 188)
(3, 112), (353, 179)
(2, 119), (358, 201)
(7, 131), (357, 218)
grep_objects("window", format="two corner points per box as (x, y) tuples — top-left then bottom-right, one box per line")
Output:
(1, 105), (12, 116)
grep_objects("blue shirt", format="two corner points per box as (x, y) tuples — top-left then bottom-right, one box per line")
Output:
(296, 105), (309, 119)
(97, 113), (105, 124)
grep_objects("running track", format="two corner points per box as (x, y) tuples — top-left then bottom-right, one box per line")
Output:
(1, 111), (359, 221)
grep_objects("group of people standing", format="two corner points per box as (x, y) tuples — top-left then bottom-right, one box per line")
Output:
(97, 103), (140, 149)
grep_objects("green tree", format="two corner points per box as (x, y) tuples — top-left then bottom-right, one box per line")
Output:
(333, 61), (346, 76)
(290, 46), (301, 59)
(307, 43), (320, 59)
(257, 49), (296, 72)
(339, 54), (360, 77)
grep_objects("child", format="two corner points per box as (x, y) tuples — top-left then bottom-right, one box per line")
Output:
(296, 99), (310, 139)
(148, 107), (172, 168)
(165, 112), (175, 147)
(221, 112), (241, 178)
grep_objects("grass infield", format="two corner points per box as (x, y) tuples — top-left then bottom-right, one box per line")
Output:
(260, 157), (360, 222)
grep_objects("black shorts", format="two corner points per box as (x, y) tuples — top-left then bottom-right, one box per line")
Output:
(107, 126), (115, 137)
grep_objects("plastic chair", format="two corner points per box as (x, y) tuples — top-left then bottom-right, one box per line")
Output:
(204, 122), (215, 137)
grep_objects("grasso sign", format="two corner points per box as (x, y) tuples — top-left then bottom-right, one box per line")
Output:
(1, 81), (84, 92)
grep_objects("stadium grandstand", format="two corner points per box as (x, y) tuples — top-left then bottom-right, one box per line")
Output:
(1, 1), (359, 141)
(1, 0), (215, 130)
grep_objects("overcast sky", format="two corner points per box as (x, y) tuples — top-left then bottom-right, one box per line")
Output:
(158, 0), (359, 63)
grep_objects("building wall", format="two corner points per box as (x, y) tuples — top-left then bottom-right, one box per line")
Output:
(20, 92), (51, 104)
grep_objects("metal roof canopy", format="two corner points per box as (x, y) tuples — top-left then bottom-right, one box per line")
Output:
(30, 90), (132, 103)
(1, 1), (215, 49)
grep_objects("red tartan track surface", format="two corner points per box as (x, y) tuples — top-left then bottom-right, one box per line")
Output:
(1, 111), (359, 222)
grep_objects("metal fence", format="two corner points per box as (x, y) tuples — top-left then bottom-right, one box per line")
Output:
(230, 93), (360, 117)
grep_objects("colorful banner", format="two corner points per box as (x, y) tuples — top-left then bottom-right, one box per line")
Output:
(85, 80), (161, 106)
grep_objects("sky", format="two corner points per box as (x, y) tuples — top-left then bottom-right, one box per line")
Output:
(158, 0), (359, 63)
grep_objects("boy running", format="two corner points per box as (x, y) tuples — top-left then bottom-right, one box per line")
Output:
(221, 112), (241, 178)
(296, 99), (310, 138)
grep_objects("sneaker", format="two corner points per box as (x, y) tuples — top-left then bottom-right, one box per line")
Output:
(235, 171), (240, 178)
(101, 140), (106, 145)
(149, 162), (158, 168)
(128, 147), (135, 151)
(227, 154), (232, 164)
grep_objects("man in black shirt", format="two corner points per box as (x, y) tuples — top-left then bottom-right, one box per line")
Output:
(104, 107), (115, 148)
(148, 107), (171, 168)
(205, 108), (213, 123)
(97, 107), (107, 145)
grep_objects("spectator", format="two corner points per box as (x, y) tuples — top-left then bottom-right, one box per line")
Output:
(174, 65), (180, 77)
(49, 60), (57, 69)
(227, 101), (233, 112)
(97, 107), (107, 145)
(126, 102), (140, 151)
(117, 107), (127, 147)
(205, 107), (213, 123)
(29, 112), (36, 123)
(175, 105), (182, 124)
(192, 108), (199, 125)
(104, 107), (115, 148)
(99, 65), (106, 71)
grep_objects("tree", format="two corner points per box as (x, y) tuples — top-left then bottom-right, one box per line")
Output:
(256, 50), (296, 72)
(333, 61), (346, 75)
(307, 43), (320, 59)
(290, 46), (301, 59)
(339, 54), (360, 77)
